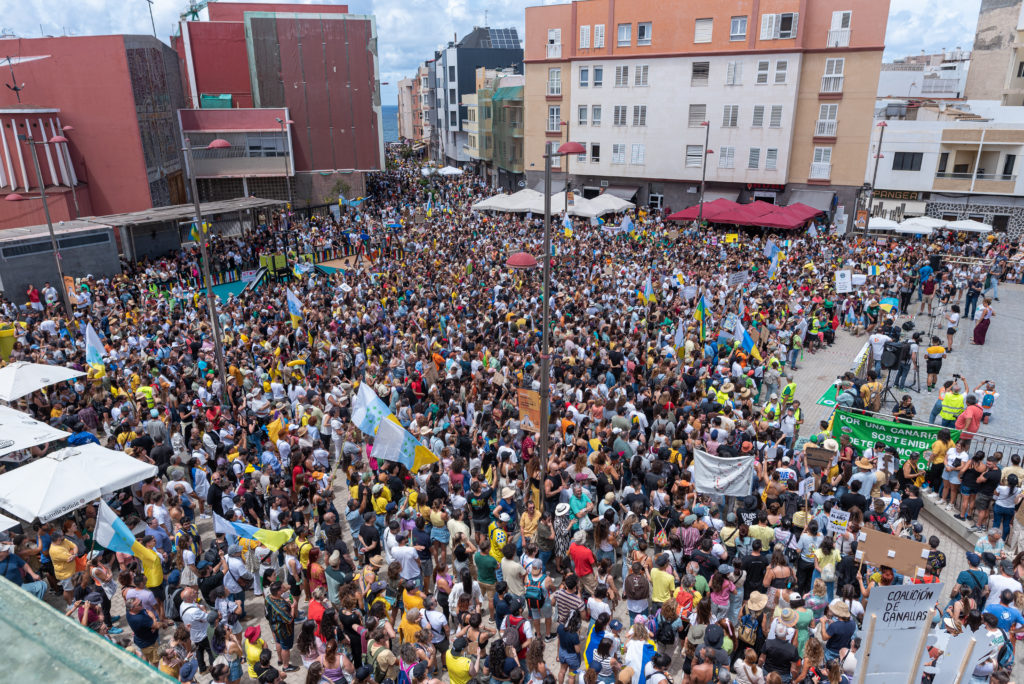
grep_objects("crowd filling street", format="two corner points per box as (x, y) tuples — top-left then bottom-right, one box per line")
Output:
(3, 153), (1024, 684)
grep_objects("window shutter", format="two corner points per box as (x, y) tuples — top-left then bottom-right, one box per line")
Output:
(726, 62), (735, 85)
(580, 25), (590, 48)
(760, 14), (774, 39)
(790, 13), (798, 37)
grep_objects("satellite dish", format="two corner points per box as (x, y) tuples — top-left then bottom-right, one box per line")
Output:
(518, 180), (526, 188)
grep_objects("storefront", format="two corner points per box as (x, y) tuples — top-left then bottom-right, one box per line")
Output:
(869, 189), (928, 221)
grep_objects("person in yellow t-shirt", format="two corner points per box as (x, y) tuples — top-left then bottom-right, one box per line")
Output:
(651, 554), (677, 607)
(398, 607), (423, 644)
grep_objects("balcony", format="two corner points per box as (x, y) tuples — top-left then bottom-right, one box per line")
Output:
(934, 172), (1017, 193)
(547, 81), (562, 96)
(820, 75), (844, 94)
(546, 43), (562, 58)
(827, 28), (850, 47)
(814, 119), (838, 137)
(809, 162), (832, 180)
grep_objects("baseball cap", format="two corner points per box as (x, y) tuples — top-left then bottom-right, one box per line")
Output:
(966, 552), (981, 566)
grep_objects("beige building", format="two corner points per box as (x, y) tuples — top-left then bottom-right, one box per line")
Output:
(397, 77), (415, 140)
(964, 0), (1024, 103)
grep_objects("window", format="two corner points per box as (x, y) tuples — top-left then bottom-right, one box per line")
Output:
(722, 105), (739, 127)
(769, 105), (783, 128)
(778, 12), (798, 38)
(748, 147), (761, 169)
(547, 28), (562, 58)
(688, 104), (707, 127)
(685, 145), (704, 167)
(730, 16), (747, 41)
(822, 58), (845, 92)
(637, 22), (652, 45)
(449, 88), (456, 103)
(449, 66), (456, 82)
(631, 143), (645, 164)
(774, 60), (788, 84)
(691, 61), (710, 86)
(832, 10), (851, 29)
(594, 24), (605, 48)
(633, 105), (647, 126)
(547, 105), (561, 132)
(726, 61), (743, 85)
(649, 193), (664, 209)
(752, 105), (765, 127)
(617, 23), (631, 46)
(579, 25), (591, 49)
(1017, 61), (1024, 78)
(614, 105), (628, 126)
(719, 146), (736, 169)
(591, 143), (601, 162)
(635, 64), (649, 86)
(450, 111), (457, 126)
(579, 67), (589, 87)
(760, 12), (799, 39)
(578, 105), (588, 125)
(593, 66), (604, 87)
(547, 67), (561, 96)
(1002, 154), (1015, 178)
(612, 143), (626, 164)
(937, 152), (949, 174)
(549, 141), (561, 167)
(694, 18), (713, 43)
(891, 152), (923, 171)
(577, 144), (587, 162)
(615, 65), (629, 87)
(756, 60), (770, 84)
(813, 146), (832, 163)
(591, 105), (602, 126)
(766, 148), (778, 170)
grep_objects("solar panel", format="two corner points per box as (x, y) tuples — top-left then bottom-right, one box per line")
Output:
(488, 28), (520, 49)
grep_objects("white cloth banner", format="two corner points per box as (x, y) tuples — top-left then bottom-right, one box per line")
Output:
(692, 449), (754, 497)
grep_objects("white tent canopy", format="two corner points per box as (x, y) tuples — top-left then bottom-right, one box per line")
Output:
(866, 217), (901, 231)
(549, 192), (601, 218)
(502, 188), (546, 213)
(437, 165), (464, 176)
(895, 218), (939, 235)
(0, 405), (69, 457)
(470, 193), (509, 212)
(945, 219), (993, 233)
(0, 444), (157, 522)
(0, 512), (17, 533)
(590, 193), (636, 216)
(0, 362), (85, 402)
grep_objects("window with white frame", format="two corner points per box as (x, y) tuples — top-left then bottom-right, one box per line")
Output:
(730, 16), (747, 41)
(579, 25), (591, 49)
(591, 142), (601, 162)
(769, 105), (783, 128)
(612, 143), (626, 164)
(760, 12), (799, 40)
(577, 144), (587, 162)
(813, 147), (832, 164)
(617, 23), (631, 46)
(766, 148), (778, 170)
(631, 143), (645, 164)
(685, 145), (704, 167)
(774, 60), (788, 84)
(594, 24), (605, 48)
(547, 67), (562, 96)
(613, 105), (628, 126)
(719, 146), (736, 169)
(694, 18), (713, 43)
(752, 105), (765, 127)
(638, 22), (652, 45)
(822, 58), (845, 92)
(688, 104), (707, 127)
(549, 141), (561, 167)
(591, 105), (602, 126)
(547, 105), (561, 132)
(726, 61), (743, 85)
(722, 104), (739, 127)
(748, 147), (761, 169)
(615, 65), (629, 87)
(578, 105), (588, 126)
(649, 192), (663, 209)
(593, 66), (604, 87)
(579, 67), (589, 87)
(691, 61), (710, 86)
(756, 60), (770, 84)
(547, 28), (562, 58)
(633, 105), (647, 126)
(816, 103), (838, 136)
(635, 64), (649, 86)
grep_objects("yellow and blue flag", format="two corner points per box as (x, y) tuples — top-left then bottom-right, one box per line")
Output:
(285, 287), (303, 328)
(733, 320), (763, 362)
(189, 221), (209, 243)
(694, 295), (711, 341)
(214, 512), (294, 551)
(95, 501), (163, 586)
(85, 323), (105, 367)
(373, 418), (439, 472)
(351, 383), (394, 437)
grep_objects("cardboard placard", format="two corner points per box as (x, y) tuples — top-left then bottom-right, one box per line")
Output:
(828, 508), (851, 535)
(728, 270), (750, 286)
(423, 360), (439, 388)
(798, 475), (816, 498)
(517, 388), (542, 433)
(858, 527), (931, 578)
(835, 269), (852, 293)
(803, 445), (835, 471)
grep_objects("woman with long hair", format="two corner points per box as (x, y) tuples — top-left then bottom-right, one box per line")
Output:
(796, 637), (825, 683)
(972, 298), (994, 345)
(929, 428), (954, 495)
(731, 647), (766, 684)
(813, 536), (841, 603)
(762, 548), (794, 610)
(556, 610), (582, 684)
(296, 618), (324, 669)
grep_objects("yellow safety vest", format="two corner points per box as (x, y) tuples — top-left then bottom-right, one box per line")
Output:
(939, 392), (965, 421)
(781, 383), (796, 402)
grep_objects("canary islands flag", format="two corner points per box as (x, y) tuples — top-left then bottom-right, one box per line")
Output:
(286, 287), (303, 328)
(85, 323), (105, 367)
(351, 382), (394, 437)
(373, 417), (439, 471)
(213, 512), (294, 551)
(95, 501), (163, 586)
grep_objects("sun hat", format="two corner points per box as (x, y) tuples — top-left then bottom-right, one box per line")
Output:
(829, 599), (851, 618)
(780, 608), (798, 626)
(245, 625), (262, 643)
(747, 592), (768, 612)
(555, 503), (571, 517)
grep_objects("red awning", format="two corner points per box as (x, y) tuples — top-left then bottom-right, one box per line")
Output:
(666, 198), (738, 221)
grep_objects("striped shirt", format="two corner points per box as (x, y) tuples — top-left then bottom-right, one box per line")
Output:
(551, 588), (586, 627)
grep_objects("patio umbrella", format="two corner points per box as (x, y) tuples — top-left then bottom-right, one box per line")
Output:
(895, 218), (937, 235)
(0, 512), (17, 533)
(866, 217), (900, 231)
(0, 405), (69, 458)
(0, 443), (157, 522)
(438, 165), (464, 176)
(945, 219), (992, 233)
(0, 362), (85, 402)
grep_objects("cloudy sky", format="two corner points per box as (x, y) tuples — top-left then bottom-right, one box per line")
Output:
(3, 0), (982, 104)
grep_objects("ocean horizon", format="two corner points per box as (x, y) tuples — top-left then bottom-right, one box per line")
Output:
(382, 104), (398, 143)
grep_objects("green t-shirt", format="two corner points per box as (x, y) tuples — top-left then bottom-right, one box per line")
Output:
(474, 551), (498, 585)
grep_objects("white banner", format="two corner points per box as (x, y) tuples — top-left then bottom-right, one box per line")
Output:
(835, 269), (853, 293)
(692, 449), (754, 497)
(827, 508), (851, 535)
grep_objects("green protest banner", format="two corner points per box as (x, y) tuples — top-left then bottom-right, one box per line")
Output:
(831, 410), (961, 467)
(816, 385), (838, 408)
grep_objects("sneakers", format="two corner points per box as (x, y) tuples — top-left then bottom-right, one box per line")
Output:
(109, 627), (124, 635)
(545, 634), (557, 642)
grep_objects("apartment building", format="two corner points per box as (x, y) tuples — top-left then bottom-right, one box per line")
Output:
(397, 77), (416, 140)
(523, 0), (889, 228)
(877, 50), (971, 100)
(412, 64), (433, 145)
(964, 0), (1024, 103)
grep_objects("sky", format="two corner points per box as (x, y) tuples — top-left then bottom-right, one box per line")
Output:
(1, 0), (984, 105)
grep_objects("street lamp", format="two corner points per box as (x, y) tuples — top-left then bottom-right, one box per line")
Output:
(5, 132), (76, 317)
(183, 136), (231, 403)
(513, 140), (585, 492)
(275, 117), (296, 256)
(697, 121), (714, 230)
(863, 121), (887, 238)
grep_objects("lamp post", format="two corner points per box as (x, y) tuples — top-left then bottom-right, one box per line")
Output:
(275, 117), (296, 256)
(5, 131), (75, 318)
(863, 121), (887, 238)
(508, 140), (585, 492)
(183, 136), (232, 403)
(697, 121), (711, 229)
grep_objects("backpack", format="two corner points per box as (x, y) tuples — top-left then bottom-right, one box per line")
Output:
(736, 608), (760, 644)
(502, 616), (525, 653)
(396, 661), (414, 684)
(865, 383), (883, 413)
(997, 628), (1015, 670)
(165, 585), (186, 621)
(655, 617), (675, 646)
(625, 573), (649, 601)
(841, 389), (864, 411)
(524, 573), (546, 608)
(962, 569), (986, 605)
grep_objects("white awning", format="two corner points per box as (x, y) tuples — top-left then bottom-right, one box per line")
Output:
(867, 217), (901, 231)
(788, 189), (835, 212)
(0, 406), (69, 457)
(701, 189), (741, 202)
(945, 219), (992, 233)
(603, 184), (641, 200)
(0, 362), (85, 402)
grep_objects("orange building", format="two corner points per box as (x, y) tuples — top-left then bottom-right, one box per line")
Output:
(523, 0), (889, 229)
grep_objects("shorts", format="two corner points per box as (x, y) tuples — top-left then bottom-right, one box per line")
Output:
(974, 493), (993, 511)
(150, 584), (166, 602)
(960, 485), (976, 496)
(558, 647), (581, 669)
(528, 600), (553, 620)
(926, 360), (942, 375)
(942, 469), (961, 485)
(59, 577), (74, 591)
(923, 293), (934, 303)
(947, 328), (957, 336)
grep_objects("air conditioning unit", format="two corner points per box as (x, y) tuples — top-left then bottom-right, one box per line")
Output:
(600, 180), (609, 187)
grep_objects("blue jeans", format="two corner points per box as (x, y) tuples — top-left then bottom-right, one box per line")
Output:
(538, 550), (553, 568)
(965, 294), (979, 319)
(895, 362), (911, 389)
(788, 348), (799, 369)
(941, 418), (957, 428)
(993, 505), (1015, 539)
(230, 590), (246, 617)
(21, 579), (47, 600)
(929, 401), (943, 424)
(984, 279), (998, 300)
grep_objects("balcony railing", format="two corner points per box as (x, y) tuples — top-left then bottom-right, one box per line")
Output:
(810, 162), (832, 179)
(827, 28), (850, 47)
(820, 75), (844, 94)
(547, 81), (562, 96)
(546, 43), (562, 58)
(815, 119), (838, 137)
(936, 172), (1017, 182)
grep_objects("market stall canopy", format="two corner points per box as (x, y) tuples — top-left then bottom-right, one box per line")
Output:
(590, 193), (635, 215)
(756, 203), (824, 230)
(0, 362), (85, 402)
(945, 219), (992, 233)
(420, 166), (438, 176)
(895, 218), (937, 235)
(0, 444), (157, 522)
(471, 193), (509, 212)
(437, 165), (464, 176)
(549, 192), (601, 218)
(711, 200), (777, 225)
(502, 188), (547, 213)
(666, 198), (738, 222)
(866, 217), (901, 231)
(0, 406), (69, 457)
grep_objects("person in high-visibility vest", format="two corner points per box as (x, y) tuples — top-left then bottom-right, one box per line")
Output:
(780, 377), (797, 408)
(763, 394), (782, 420)
(809, 316), (821, 352)
(938, 383), (966, 428)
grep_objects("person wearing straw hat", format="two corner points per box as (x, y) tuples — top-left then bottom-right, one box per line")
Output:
(821, 598), (854, 662)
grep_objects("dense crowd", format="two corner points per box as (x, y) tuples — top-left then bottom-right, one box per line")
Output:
(0, 154), (1022, 684)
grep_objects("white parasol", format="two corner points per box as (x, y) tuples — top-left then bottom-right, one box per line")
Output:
(0, 405), (69, 458)
(0, 362), (85, 402)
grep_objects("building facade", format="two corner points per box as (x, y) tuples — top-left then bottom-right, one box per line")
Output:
(412, 64), (433, 145)
(397, 77), (415, 140)
(491, 80), (526, 191)
(877, 51), (971, 100)
(964, 0), (1024, 103)
(523, 0), (889, 228)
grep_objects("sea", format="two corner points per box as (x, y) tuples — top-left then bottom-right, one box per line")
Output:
(382, 104), (398, 143)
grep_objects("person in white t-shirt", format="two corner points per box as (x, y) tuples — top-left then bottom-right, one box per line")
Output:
(985, 561), (1022, 608)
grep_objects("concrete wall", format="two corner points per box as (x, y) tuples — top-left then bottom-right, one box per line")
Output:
(0, 228), (120, 303)
(965, 0), (1023, 100)
(128, 222), (182, 261)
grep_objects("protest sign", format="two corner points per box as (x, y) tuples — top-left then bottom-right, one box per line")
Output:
(855, 582), (945, 684)
(724, 233), (739, 243)
(857, 527), (932, 578)
(835, 269), (852, 293)
(815, 384), (838, 407)
(727, 270), (750, 286)
(693, 449), (755, 497)
(803, 445), (835, 471)
(798, 476), (816, 498)
(682, 285), (697, 301)
(827, 508), (850, 535)
(831, 410), (961, 468)
(517, 388), (542, 433)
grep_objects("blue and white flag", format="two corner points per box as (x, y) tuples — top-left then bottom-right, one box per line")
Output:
(94, 500), (139, 555)
(351, 382), (394, 437)
(85, 323), (105, 367)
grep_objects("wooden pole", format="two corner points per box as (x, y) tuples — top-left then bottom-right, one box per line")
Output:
(951, 638), (976, 684)
(905, 608), (935, 684)
(855, 613), (877, 684)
